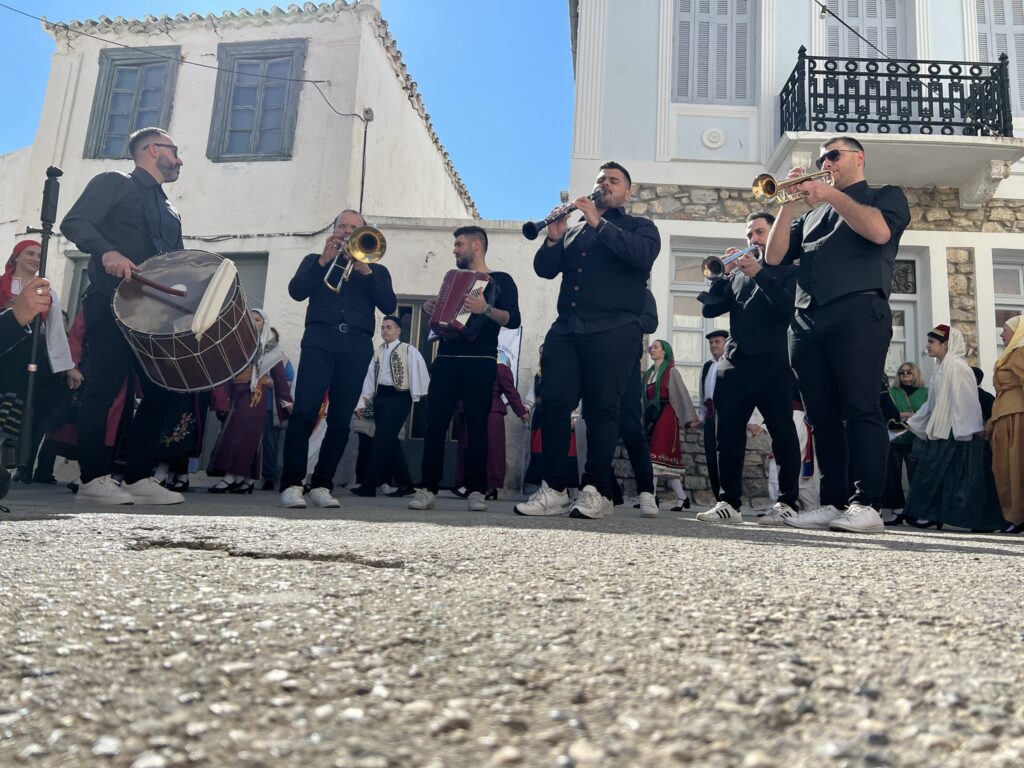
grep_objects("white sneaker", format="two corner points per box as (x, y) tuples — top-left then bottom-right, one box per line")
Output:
(280, 485), (307, 508)
(783, 504), (843, 530)
(514, 481), (570, 516)
(408, 489), (436, 510)
(308, 487), (340, 508)
(380, 483), (397, 495)
(569, 485), (612, 519)
(828, 503), (885, 533)
(467, 491), (488, 512)
(696, 501), (743, 523)
(75, 475), (134, 505)
(638, 492), (659, 518)
(758, 501), (798, 527)
(125, 477), (184, 505)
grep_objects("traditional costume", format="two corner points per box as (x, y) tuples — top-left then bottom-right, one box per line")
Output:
(989, 315), (1024, 527)
(642, 341), (698, 481)
(522, 366), (579, 492)
(904, 325), (1003, 530)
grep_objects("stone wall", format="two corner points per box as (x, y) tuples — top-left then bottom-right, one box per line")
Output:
(946, 247), (979, 363)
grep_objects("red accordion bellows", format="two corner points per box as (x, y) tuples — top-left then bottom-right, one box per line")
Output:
(429, 269), (495, 340)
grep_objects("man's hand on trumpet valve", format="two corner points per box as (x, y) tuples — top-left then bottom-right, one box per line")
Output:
(735, 251), (762, 277)
(799, 179), (835, 207)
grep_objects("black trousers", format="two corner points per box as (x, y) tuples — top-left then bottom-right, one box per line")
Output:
(540, 323), (641, 498)
(703, 417), (720, 500)
(419, 356), (496, 494)
(77, 293), (180, 484)
(791, 293), (892, 508)
(281, 326), (372, 491)
(364, 386), (412, 491)
(881, 441), (917, 509)
(618, 360), (654, 496)
(714, 351), (801, 510)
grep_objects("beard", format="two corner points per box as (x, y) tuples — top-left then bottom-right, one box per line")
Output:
(156, 156), (180, 182)
(455, 255), (471, 269)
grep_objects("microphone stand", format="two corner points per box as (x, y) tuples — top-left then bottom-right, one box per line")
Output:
(17, 166), (63, 478)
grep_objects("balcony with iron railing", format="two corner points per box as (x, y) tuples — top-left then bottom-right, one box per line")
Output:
(769, 46), (1024, 207)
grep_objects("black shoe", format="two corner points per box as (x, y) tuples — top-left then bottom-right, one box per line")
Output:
(31, 474), (57, 484)
(485, 488), (498, 501)
(261, 479), (276, 491)
(451, 486), (469, 498)
(227, 480), (254, 495)
(166, 477), (189, 493)
(12, 467), (32, 484)
(387, 485), (415, 498)
(0, 466), (10, 500)
(998, 522), (1024, 534)
(66, 480), (79, 495)
(884, 514), (906, 527)
(670, 498), (691, 512)
(907, 518), (943, 530)
(350, 485), (376, 497)
(208, 480), (232, 494)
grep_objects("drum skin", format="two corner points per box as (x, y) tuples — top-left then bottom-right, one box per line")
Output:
(113, 250), (259, 392)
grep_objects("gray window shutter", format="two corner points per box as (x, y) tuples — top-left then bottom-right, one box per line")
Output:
(674, 0), (756, 104)
(825, 0), (902, 59)
(977, 0), (1024, 115)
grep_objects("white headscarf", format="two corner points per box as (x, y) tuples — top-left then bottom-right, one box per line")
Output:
(907, 326), (983, 441)
(250, 309), (285, 393)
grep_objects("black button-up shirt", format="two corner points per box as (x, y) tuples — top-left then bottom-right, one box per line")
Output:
(61, 167), (183, 297)
(535, 207), (660, 334)
(288, 254), (397, 341)
(782, 180), (910, 308)
(698, 265), (797, 360)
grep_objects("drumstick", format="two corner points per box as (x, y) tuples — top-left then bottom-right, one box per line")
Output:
(132, 273), (188, 297)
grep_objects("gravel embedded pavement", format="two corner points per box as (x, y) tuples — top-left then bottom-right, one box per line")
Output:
(2, 485), (1023, 768)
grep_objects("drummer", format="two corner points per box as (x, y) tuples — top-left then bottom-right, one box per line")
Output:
(61, 126), (188, 506)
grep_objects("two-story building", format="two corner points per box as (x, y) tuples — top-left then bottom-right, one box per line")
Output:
(567, 0), (1024, 501)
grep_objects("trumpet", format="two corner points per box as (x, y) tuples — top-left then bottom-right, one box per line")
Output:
(751, 169), (834, 205)
(323, 226), (387, 293)
(701, 243), (761, 280)
(522, 188), (605, 240)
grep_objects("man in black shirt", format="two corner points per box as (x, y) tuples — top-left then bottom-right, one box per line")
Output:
(61, 127), (186, 506)
(408, 226), (521, 512)
(765, 136), (911, 533)
(695, 211), (801, 526)
(279, 210), (396, 509)
(515, 161), (660, 519)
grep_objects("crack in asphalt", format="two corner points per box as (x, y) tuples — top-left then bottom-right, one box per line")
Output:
(127, 538), (405, 569)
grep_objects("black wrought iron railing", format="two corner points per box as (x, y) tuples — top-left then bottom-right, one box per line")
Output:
(780, 46), (1014, 138)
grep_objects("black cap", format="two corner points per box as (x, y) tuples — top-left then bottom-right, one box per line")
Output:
(705, 330), (728, 340)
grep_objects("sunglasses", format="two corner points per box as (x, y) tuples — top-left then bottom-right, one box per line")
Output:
(814, 148), (859, 169)
(146, 142), (180, 158)
(898, 369), (914, 375)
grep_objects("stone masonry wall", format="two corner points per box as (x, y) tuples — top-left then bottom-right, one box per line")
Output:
(613, 182), (1009, 505)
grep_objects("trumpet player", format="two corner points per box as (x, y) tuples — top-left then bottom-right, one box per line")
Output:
(695, 212), (801, 525)
(764, 136), (911, 533)
(279, 209), (396, 509)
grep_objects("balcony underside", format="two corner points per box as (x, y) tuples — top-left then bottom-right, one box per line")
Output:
(768, 132), (1024, 208)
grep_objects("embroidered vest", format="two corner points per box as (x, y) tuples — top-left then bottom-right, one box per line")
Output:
(374, 342), (411, 392)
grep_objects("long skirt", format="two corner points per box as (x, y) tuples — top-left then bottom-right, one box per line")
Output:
(904, 436), (1004, 530)
(648, 403), (684, 478)
(456, 412), (507, 490)
(208, 384), (266, 479)
(991, 412), (1024, 524)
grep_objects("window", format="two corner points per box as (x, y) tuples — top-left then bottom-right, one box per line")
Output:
(84, 47), (180, 159)
(823, 0), (902, 59)
(976, 0), (1024, 116)
(63, 252), (91, 323)
(671, 248), (731, 399)
(994, 258), (1024, 353)
(673, 0), (756, 105)
(207, 39), (308, 162)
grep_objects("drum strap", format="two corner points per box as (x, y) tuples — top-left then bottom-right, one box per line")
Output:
(130, 175), (183, 256)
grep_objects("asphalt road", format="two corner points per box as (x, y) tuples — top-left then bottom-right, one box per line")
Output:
(2, 485), (1023, 767)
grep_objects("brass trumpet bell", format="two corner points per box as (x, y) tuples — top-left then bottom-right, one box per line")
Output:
(751, 170), (835, 205)
(324, 225), (387, 293)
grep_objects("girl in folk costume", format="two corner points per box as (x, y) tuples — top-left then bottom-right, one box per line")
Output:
(0, 240), (80, 479)
(207, 309), (293, 493)
(904, 324), (1003, 531)
(882, 361), (928, 525)
(988, 316), (1024, 533)
(643, 339), (699, 511)
(351, 314), (429, 497)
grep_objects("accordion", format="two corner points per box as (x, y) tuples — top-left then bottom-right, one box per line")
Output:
(429, 269), (499, 341)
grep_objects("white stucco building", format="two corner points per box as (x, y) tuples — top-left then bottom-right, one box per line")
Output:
(566, 0), (1024, 395)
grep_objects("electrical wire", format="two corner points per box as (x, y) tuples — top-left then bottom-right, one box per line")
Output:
(812, 0), (1004, 136)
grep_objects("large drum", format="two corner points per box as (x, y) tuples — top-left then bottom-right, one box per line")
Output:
(113, 250), (259, 392)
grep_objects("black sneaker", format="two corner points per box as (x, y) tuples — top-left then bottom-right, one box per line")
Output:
(387, 485), (415, 498)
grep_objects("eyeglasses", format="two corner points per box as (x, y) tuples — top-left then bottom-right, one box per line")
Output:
(145, 142), (180, 158)
(814, 148), (860, 169)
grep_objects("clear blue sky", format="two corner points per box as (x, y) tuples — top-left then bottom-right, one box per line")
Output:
(0, 0), (575, 221)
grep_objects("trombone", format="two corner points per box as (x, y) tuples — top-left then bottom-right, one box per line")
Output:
(701, 243), (760, 280)
(323, 226), (387, 293)
(751, 169), (834, 205)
